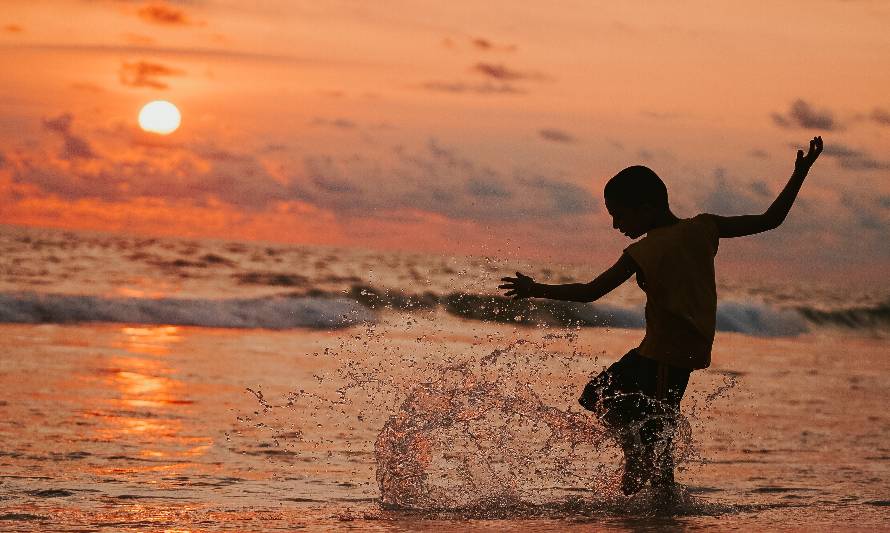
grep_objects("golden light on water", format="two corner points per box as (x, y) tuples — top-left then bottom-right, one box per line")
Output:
(138, 100), (181, 134)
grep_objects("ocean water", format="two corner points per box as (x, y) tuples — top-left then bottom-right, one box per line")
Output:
(0, 224), (888, 531)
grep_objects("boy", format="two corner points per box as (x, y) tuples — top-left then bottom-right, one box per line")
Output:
(499, 136), (823, 496)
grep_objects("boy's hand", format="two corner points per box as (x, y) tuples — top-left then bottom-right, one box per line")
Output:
(794, 136), (823, 176)
(499, 272), (537, 299)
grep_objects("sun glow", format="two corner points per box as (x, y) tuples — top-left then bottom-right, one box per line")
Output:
(138, 100), (181, 134)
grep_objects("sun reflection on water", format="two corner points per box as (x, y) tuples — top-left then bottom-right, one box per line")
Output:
(82, 326), (212, 469)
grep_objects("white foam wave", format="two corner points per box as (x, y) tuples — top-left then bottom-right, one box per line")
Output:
(0, 292), (373, 329)
(716, 301), (808, 337)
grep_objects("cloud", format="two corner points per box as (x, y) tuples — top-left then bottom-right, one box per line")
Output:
(871, 107), (890, 126)
(516, 174), (597, 215)
(420, 81), (524, 95)
(840, 193), (890, 232)
(3, 24), (23, 33)
(822, 143), (890, 170)
(288, 139), (597, 222)
(771, 99), (839, 130)
(469, 37), (517, 52)
(538, 128), (576, 143)
(472, 62), (547, 82)
(13, 118), (597, 227)
(41, 113), (96, 160)
(311, 117), (356, 129)
(748, 148), (770, 159)
(698, 167), (771, 215)
(119, 60), (184, 89)
(137, 2), (195, 26)
(466, 177), (512, 199)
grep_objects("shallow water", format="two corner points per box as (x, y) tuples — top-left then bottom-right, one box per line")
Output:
(0, 315), (888, 531)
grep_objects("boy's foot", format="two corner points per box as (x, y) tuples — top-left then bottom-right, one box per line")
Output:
(619, 437), (654, 496)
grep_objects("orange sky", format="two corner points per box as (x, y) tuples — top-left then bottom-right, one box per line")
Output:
(1, 0), (888, 281)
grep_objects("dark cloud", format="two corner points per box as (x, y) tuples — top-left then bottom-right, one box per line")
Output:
(42, 113), (96, 160)
(516, 174), (597, 215)
(466, 177), (512, 199)
(771, 99), (839, 130)
(420, 81), (524, 95)
(698, 167), (770, 215)
(822, 143), (890, 170)
(871, 107), (890, 126)
(538, 129), (576, 143)
(119, 60), (184, 89)
(4, 24), (23, 33)
(840, 193), (890, 233)
(137, 2), (194, 26)
(470, 37), (517, 52)
(472, 62), (547, 82)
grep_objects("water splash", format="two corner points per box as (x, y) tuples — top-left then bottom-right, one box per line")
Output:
(237, 313), (727, 517)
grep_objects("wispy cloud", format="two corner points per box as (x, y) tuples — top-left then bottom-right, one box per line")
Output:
(469, 37), (517, 52)
(748, 148), (770, 159)
(772, 99), (839, 130)
(42, 113), (96, 160)
(119, 60), (184, 89)
(822, 143), (890, 170)
(871, 107), (890, 126)
(137, 2), (196, 26)
(538, 128), (576, 143)
(698, 167), (770, 215)
(420, 81), (524, 95)
(472, 62), (547, 82)
(311, 117), (357, 129)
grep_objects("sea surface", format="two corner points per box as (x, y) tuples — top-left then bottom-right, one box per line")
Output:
(0, 224), (888, 531)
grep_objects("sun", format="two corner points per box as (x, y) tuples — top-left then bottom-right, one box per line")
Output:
(138, 100), (181, 135)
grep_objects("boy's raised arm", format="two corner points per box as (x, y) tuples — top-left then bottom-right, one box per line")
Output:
(713, 136), (823, 238)
(499, 253), (636, 303)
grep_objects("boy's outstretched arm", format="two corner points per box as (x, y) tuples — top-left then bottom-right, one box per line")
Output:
(499, 253), (636, 303)
(713, 136), (823, 238)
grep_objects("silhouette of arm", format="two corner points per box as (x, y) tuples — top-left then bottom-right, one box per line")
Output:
(499, 253), (636, 303)
(713, 136), (823, 238)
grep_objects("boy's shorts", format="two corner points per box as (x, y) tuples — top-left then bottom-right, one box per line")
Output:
(578, 349), (691, 441)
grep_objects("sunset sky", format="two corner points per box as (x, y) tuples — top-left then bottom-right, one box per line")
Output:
(1, 1), (888, 281)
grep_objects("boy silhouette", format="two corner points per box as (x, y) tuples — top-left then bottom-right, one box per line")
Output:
(499, 136), (823, 496)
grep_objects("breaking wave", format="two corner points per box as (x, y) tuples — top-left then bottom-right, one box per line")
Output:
(3, 286), (884, 338)
(0, 292), (373, 329)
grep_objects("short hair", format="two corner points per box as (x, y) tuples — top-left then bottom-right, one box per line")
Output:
(604, 165), (669, 209)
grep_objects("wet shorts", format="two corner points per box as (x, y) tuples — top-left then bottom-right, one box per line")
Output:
(578, 349), (692, 440)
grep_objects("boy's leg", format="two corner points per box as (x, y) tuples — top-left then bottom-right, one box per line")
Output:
(579, 351), (657, 494)
(580, 352), (691, 495)
(642, 365), (691, 490)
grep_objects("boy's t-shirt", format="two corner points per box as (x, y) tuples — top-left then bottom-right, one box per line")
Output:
(623, 214), (719, 370)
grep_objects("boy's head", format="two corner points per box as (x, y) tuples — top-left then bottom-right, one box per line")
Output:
(604, 165), (670, 238)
